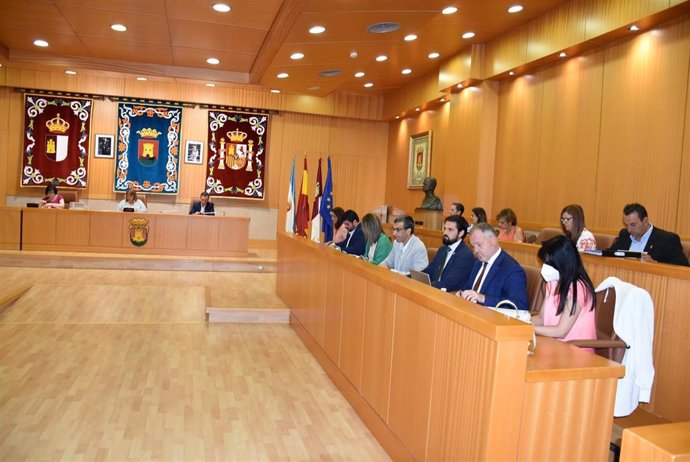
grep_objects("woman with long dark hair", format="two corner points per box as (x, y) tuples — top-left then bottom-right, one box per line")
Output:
(532, 235), (596, 344)
(560, 204), (596, 251)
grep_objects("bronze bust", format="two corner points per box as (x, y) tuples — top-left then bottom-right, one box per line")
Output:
(420, 177), (443, 210)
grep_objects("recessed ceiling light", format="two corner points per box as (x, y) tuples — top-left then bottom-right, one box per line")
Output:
(206, 57), (220, 65)
(401, 68), (412, 75)
(136, 77), (147, 81)
(212, 3), (231, 13)
(375, 55), (388, 62)
(404, 34), (417, 41)
(354, 71), (365, 78)
(364, 82), (374, 88)
(270, 89), (281, 94)
(442, 6), (458, 15)
(205, 83), (216, 87)
(428, 52), (440, 59)
(508, 5), (524, 13)
(629, 25), (640, 31)
(307, 85), (320, 91)
(508, 71), (515, 76)
(276, 72), (289, 79)
(111, 24), (127, 32)
(440, 98), (446, 102)
(309, 25), (326, 34)
(33, 39), (49, 47)
(462, 32), (476, 39)
(65, 70), (77, 75)
(559, 52), (567, 58)
(290, 52), (304, 60)
(457, 83), (463, 88)
(349, 50), (358, 59)
(415, 107), (421, 112)
(395, 115), (400, 119)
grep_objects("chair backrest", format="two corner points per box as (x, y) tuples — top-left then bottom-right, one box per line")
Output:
(682, 240), (690, 261)
(593, 233), (616, 250)
(137, 193), (147, 206)
(594, 287), (626, 363)
(536, 227), (562, 244)
(61, 190), (79, 208)
(427, 247), (438, 263)
(523, 265), (545, 315)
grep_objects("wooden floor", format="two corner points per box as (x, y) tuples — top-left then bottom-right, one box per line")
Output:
(0, 265), (390, 461)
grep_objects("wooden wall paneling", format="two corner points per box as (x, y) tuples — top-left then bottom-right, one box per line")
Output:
(7, 91), (24, 196)
(0, 87), (9, 205)
(649, 278), (690, 421)
(305, 253), (327, 346)
(88, 99), (118, 199)
(533, 51), (603, 224)
(89, 212), (124, 247)
(322, 260), (344, 364)
(526, 1), (587, 63)
(493, 74), (543, 222)
(425, 316), (497, 461)
(518, 377), (617, 461)
(387, 294), (437, 462)
(675, 18), (690, 237)
(360, 281), (395, 420)
(592, 21), (690, 230)
(483, 26), (529, 78)
(0, 207), (21, 249)
(21, 209), (56, 245)
(338, 269), (367, 389)
(55, 211), (90, 246)
(178, 107), (209, 201)
(583, 0), (673, 41)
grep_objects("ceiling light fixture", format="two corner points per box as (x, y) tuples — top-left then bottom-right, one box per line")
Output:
(206, 57), (220, 65)
(375, 55), (388, 62)
(33, 39), (49, 47)
(442, 6), (458, 15)
(205, 83), (216, 87)
(290, 52), (304, 60)
(270, 89), (281, 94)
(309, 25), (326, 34)
(629, 24), (640, 31)
(354, 72), (365, 78)
(111, 24), (127, 32)
(462, 32), (476, 39)
(559, 52), (567, 57)
(276, 72), (289, 79)
(212, 3), (231, 13)
(395, 116), (400, 119)
(65, 70), (77, 75)
(508, 71), (516, 76)
(349, 50), (358, 59)
(415, 107), (421, 112)
(428, 52), (440, 59)
(404, 34), (417, 41)
(508, 5), (524, 13)
(136, 77), (147, 81)
(401, 68), (412, 75)
(440, 98), (446, 102)
(457, 83), (463, 88)
(307, 85), (320, 91)
(364, 82), (374, 88)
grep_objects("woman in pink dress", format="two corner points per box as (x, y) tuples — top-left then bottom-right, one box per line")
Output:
(531, 235), (596, 345)
(39, 183), (65, 209)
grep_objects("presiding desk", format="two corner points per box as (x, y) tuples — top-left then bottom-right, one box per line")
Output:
(21, 208), (250, 257)
(0, 207), (22, 250)
(277, 232), (624, 461)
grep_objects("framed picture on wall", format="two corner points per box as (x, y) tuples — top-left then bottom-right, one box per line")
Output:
(185, 140), (203, 165)
(94, 134), (114, 159)
(407, 130), (432, 189)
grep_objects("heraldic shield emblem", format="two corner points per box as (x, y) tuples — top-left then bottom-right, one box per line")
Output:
(129, 217), (149, 247)
(219, 129), (253, 171)
(137, 128), (160, 167)
(45, 113), (70, 162)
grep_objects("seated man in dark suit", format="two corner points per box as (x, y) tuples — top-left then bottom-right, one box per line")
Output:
(607, 203), (688, 266)
(189, 191), (215, 215)
(337, 209), (366, 256)
(457, 223), (528, 310)
(422, 215), (476, 292)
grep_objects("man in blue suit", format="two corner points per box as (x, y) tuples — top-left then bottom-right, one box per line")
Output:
(459, 222), (528, 310)
(189, 192), (215, 215)
(338, 209), (366, 256)
(423, 215), (476, 292)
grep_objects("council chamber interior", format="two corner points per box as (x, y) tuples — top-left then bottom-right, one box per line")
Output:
(1, 1), (690, 461)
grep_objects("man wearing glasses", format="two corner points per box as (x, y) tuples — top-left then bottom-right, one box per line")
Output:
(379, 215), (428, 274)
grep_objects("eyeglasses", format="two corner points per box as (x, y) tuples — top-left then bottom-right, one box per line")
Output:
(392, 227), (405, 233)
(560, 217), (573, 223)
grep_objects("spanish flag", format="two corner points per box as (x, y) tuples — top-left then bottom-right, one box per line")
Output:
(296, 156), (310, 237)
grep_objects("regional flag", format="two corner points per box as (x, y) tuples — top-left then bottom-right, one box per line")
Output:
(285, 157), (295, 233)
(296, 157), (310, 237)
(310, 158), (323, 242)
(319, 157), (334, 242)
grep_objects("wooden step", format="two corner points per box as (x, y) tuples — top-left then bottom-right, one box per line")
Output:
(206, 307), (290, 323)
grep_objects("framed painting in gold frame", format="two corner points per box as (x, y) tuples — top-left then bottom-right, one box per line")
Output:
(407, 130), (432, 189)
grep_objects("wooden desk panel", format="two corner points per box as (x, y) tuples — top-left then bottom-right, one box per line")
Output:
(620, 422), (690, 462)
(277, 233), (622, 461)
(21, 209), (249, 257)
(0, 207), (21, 250)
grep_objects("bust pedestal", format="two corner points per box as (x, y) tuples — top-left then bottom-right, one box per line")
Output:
(413, 208), (443, 230)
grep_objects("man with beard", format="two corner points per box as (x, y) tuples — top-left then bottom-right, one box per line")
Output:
(422, 215), (477, 291)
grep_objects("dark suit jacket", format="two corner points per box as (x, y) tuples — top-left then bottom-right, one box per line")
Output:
(340, 224), (366, 256)
(423, 241), (477, 292)
(608, 226), (689, 266)
(464, 250), (528, 310)
(189, 200), (215, 215)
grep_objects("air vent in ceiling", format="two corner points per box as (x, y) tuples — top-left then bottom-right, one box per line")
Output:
(367, 22), (400, 34)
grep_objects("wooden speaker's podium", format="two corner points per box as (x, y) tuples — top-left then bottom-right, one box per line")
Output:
(413, 208), (443, 230)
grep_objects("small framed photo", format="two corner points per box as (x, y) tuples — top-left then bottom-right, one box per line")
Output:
(407, 130), (432, 189)
(185, 140), (203, 165)
(95, 134), (114, 159)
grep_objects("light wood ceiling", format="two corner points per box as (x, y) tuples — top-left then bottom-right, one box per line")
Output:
(0, 0), (569, 97)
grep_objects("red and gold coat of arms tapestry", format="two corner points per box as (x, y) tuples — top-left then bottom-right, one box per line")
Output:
(22, 94), (92, 188)
(206, 110), (269, 199)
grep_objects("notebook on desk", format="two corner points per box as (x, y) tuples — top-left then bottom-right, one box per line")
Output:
(410, 269), (431, 285)
(584, 249), (645, 259)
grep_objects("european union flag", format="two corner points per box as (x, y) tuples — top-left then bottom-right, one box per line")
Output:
(319, 157), (334, 242)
